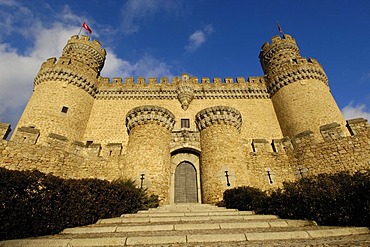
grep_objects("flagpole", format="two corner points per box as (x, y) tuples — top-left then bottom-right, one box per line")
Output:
(77, 25), (83, 36)
(276, 21), (283, 37)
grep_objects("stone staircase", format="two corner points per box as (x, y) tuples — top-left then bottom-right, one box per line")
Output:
(1, 204), (369, 246)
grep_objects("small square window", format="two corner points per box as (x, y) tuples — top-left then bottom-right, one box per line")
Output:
(61, 106), (69, 113)
(181, 119), (190, 128)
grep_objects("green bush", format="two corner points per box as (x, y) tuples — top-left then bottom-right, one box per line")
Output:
(0, 168), (158, 241)
(223, 186), (268, 212)
(223, 170), (370, 227)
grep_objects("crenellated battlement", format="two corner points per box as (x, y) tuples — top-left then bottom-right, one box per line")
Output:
(65, 35), (106, 57)
(261, 34), (296, 50)
(62, 35), (106, 74)
(125, 105), (176, 134)
(266, 57), (328, 96)
(38, 55), (100, 79)
(34, 65), (99, 97)
(269, 57), (324, 73)
(346, 118), (370, 136)
(291, 119), (369, 147)
(96, 75), (266, 87)
(94, 75), (270, 100)
(195, 106), (242, 132)
(259, 34), (301, 74)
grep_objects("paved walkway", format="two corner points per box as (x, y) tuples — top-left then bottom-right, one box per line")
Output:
(1, 204), (369, 246)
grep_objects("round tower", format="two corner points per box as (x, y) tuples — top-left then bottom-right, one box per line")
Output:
(14, 35), (106, 144)
(125, 105), (175, 204)
(195, 106), (243, 204)
(259, 34), (347, 140)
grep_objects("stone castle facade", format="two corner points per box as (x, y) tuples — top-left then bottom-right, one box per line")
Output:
(1, 34), (369, 205)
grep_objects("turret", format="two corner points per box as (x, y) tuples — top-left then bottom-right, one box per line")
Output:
(260, 34), (300, 74)
(125, 106), (175, 204)
(259, 34), (347, 140)
(195, 106), (244, 204)
(62, 35), (106, 74)
(13, 35), (106, 144)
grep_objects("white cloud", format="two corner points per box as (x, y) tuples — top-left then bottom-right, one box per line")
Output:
(185, 24), (214, 52)
(341, 103), (370, 121)
(102, 51), (173, 79)
(0, 44), (37, 123)
(121, 0), (181, 34)
(0, 24), (81, 128)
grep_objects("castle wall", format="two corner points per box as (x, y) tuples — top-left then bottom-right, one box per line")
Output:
(292, 120), (370, 175)
(0, 139), (123, 180)
(1, 119), (370, 205)
(83, 97), (283, 150)
(239, 142), (296, 191)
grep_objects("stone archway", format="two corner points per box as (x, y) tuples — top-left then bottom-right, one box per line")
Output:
(174, 161), (198, 203)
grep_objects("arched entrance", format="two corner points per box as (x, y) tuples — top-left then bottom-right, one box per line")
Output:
(174, 161), (198, 203)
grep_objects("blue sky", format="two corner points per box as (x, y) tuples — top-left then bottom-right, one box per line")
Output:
(0, 0), (370, 130)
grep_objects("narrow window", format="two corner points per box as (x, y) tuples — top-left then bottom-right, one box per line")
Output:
(271, 142), (277, 153)
(181, 118), (190, 128)
(61, 106), (69, 113)
(266, 171), (274, 184)
(251, 142), (256, 153)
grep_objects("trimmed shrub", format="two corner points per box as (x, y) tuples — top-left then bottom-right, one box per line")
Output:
(223, 186), (268, 212)
(266, 170), (370, 226)
(223, 170), (370, 227)
(0, 168), (158, 240)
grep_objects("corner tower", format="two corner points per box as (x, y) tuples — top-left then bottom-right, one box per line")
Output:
(14, 35), (106, 144)
(259, 34), (346, 139)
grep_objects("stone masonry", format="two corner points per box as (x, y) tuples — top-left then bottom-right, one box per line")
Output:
(1, 34), (369, 205)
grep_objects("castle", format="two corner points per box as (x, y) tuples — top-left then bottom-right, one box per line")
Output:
(1, 34), (369, 205)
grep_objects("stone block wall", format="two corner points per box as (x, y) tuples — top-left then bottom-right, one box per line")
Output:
(292, 119), (370, 176)
(83, 75), (283, 151)
(1, 118), (370, 205)
(0, 138), (124, 181)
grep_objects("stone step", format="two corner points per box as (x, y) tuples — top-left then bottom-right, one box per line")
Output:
(1, 227), (369, 247)
(1, 204), (369, 246)
(138, 204), (240, 213)
(125, 210), (255, 217)
(97, 213), (279, 224)
(62, 219), (316, 234)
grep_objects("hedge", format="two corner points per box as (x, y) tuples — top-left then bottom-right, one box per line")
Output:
(223, 170), (370, 227)
(0, 168), (158, 240)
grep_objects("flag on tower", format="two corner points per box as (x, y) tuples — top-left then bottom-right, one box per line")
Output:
(277, 22), (283, 34)
(82, 22), (92, 34)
